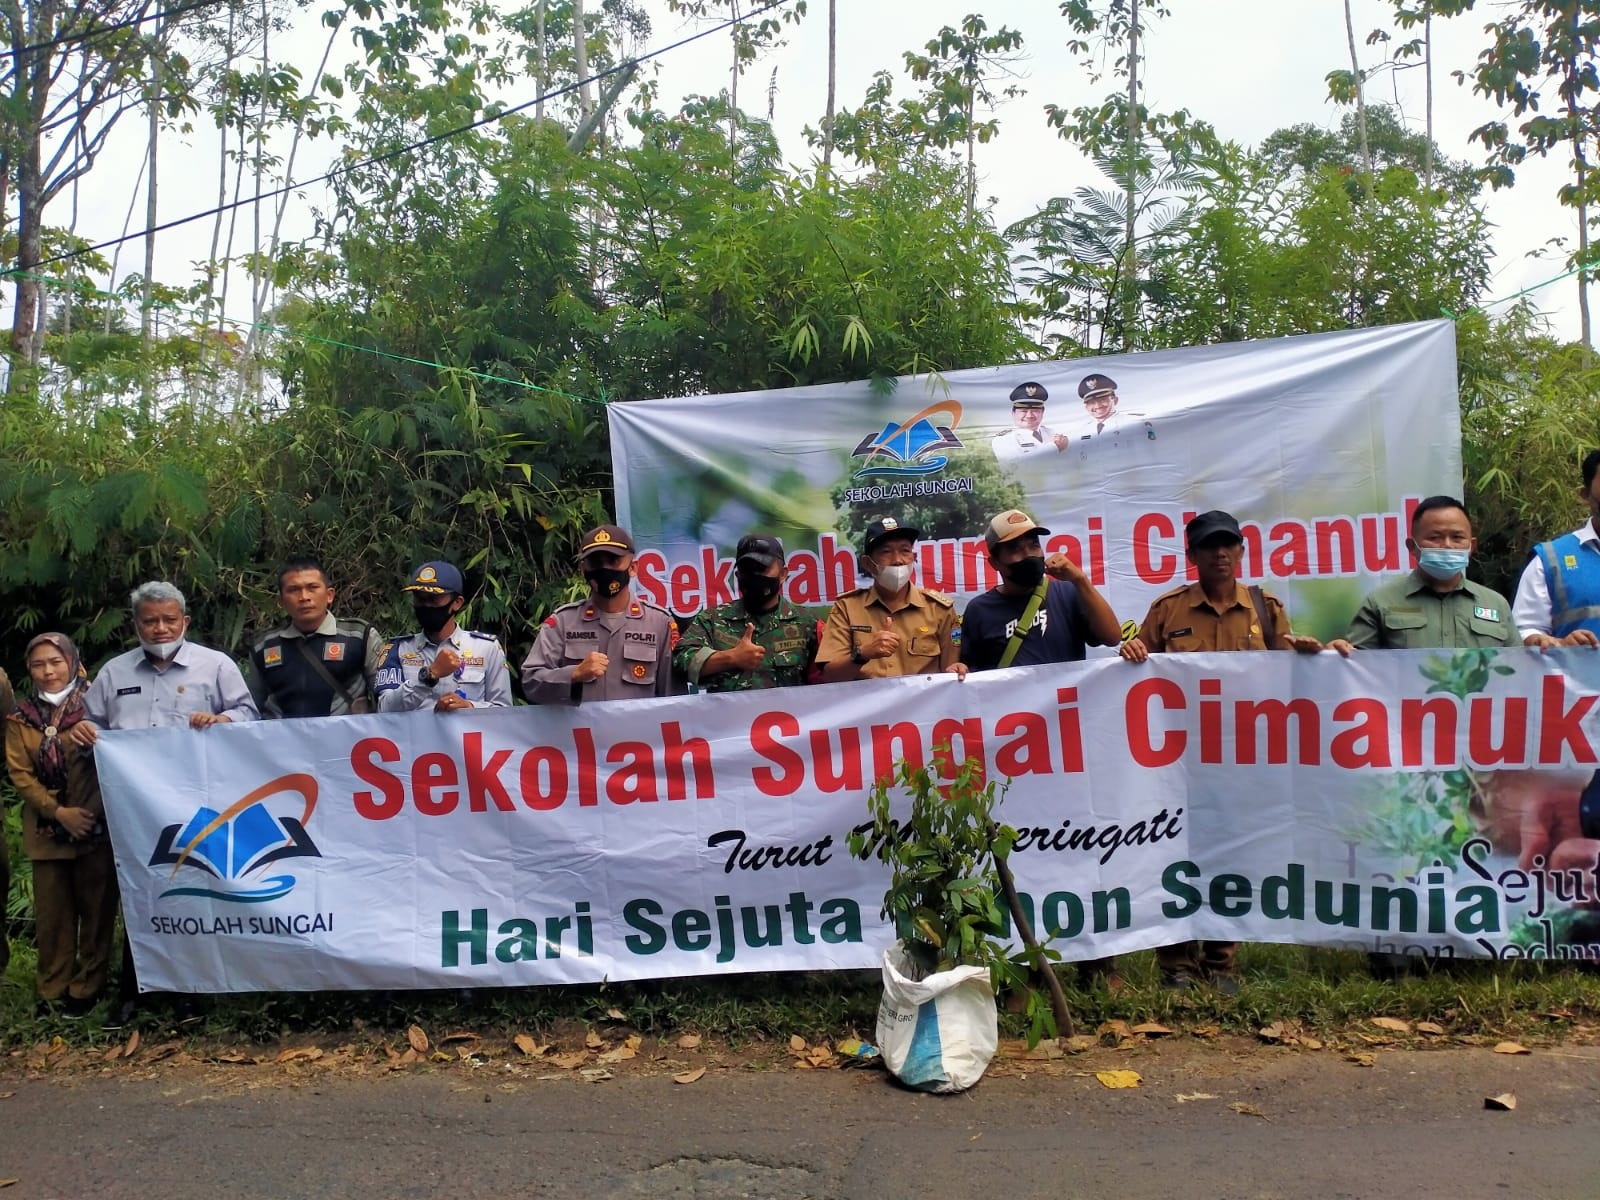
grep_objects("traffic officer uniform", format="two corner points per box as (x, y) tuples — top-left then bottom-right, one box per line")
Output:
(247, 612), (386, 717)
(1132, 511), (1293, 982)
(991, 381), (1064, 462)
(674, 535), (821, 692)
(815, 519), (961, 678)
(522, 525), (678, 704)
(374, 562), (513, 710)
(1344, 570), (1515, 650)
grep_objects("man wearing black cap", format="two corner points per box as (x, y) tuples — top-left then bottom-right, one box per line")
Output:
(1120, 510), (1326, 993)
(814, 517), (965, 682)
(374, 560), (512, 711)
(673, 534), (819, 692)
(991, 381), (1069, 462)
(522, 524), (677, 704)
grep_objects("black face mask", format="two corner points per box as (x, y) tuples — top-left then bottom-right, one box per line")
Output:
(414, 603), (455, 635)
(1001, 554), (1047, 590)
(585, 565), (630, 598)
(738, 571), (782, 611)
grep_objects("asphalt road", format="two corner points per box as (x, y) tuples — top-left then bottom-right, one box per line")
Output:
(4, 1042), (1600, 1199)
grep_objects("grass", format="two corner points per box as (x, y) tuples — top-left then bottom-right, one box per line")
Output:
(5, 942), (1600, 1053)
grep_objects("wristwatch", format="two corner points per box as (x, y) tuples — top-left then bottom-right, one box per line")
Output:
(850, 645), (868, 666)
(418, 665), (436, 687)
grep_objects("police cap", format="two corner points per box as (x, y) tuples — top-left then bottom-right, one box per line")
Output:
(1078, 374), (1118, 401)
(404, 560), (464, 595)
(1008, 381), (1048, 408)
(578, 524), (636, 559)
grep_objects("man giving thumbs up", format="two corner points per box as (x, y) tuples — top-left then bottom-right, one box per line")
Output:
(815, 517), (966, 683)
(672, 534), (820, 693)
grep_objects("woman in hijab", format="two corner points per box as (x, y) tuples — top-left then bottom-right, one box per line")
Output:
(5, 633), (118, 1018)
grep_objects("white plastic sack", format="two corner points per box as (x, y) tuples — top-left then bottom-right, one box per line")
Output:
(876, 941), (998, 1094)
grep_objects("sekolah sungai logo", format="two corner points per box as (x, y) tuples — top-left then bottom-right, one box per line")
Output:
(148, 773), (322, 903)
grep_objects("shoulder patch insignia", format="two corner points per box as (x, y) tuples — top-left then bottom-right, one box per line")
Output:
(629, 602), (643, 617)
(545, 616), (557, 626)
(263, 645), (283, 666)
(925, 591), (954, 609)
(323, 642), (345, 661)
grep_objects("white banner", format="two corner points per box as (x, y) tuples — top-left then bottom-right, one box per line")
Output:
(97, 647), (1600, 993)
(608, 321), (1460, 640)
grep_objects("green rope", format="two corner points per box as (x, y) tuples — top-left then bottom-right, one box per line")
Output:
(11, 269), (607, 407)
(1447, 261), (1592, 320)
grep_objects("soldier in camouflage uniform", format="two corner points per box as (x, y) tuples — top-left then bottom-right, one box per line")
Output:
(673, 534), (819, 692)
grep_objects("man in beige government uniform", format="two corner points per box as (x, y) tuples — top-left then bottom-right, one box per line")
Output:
(1121, 510), (1326, 993)
(814, 517), (966, 682)
(522, 524), (677, 704)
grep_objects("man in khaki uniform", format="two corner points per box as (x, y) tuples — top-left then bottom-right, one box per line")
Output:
(815, 517), (966, 681)
(523, 524), (678, 704)
(1121, 510), (1326, 992)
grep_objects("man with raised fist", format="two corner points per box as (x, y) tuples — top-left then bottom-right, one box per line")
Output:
(673, 534), (819, 693)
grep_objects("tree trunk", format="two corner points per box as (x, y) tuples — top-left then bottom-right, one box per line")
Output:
(728, 0), (739, 168)
(822, 0), (836, 168)
(1343, 0), (1373, 185)
(1422, 1), (1434, 190)
(141, 37), (162, 420)
(535, 0), (547, 121)
(1569, 38), (1594, 364)
(573, 0), (592, 119)
(1120, 0), (1139, 351)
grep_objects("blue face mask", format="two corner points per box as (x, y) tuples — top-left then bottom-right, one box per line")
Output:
(1417, 548), (1470, 580)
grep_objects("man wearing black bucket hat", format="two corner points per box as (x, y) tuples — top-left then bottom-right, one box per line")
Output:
(673, 533), (818, 692)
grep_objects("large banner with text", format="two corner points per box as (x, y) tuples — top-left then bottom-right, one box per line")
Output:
(97, 647), (1600, 993)
(609, 321), (1460, 642)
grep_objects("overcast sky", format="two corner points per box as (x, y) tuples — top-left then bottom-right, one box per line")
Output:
(33, 0), (1586, 344)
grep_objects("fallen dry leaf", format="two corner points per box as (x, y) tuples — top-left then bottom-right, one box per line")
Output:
(145, 1042), (180, 1063)
(406, 1026), (429, 1055)
(674, 1067), (706, 1085)
(215, 1051), (257, 1065)
(1095, 1070), (1141, 1089)
(274, 1048), (323, 1064)
(0, 1179), (16, 1189)
(1301, 1037), (1324, 1051)
(1485, 1092), (1517, 1111)
(1097, 1019), (1132, 1042)
(513, 1034), (544, 1057)
(1174, 1093), (1217, 1103)
(1191, 1024), (1221, 1040)
(597, 1044), (637, 1065)
(1229, 1101), (1269, 1119)
(440, 1031), (479, 1045)
(1371, 1017), (1412, 1034)
(584, 1030), (604, 1050)
(1026, 1041), (1064, 1060)
(1345, 1052), (1377, 1068)
(579, 1068), (613, 1082)
(1130, 1022), (1173, 1037)
(676, 1033), (702, 1050)
(605, 1008), (626, 1021)
(550, 1051), (589, 1070)
(1416, 1022), (1446, 1037)
(788, 1034), (807, 1053)
(1061, 1035), (1098, 1054)
(383, 1045), (401, 1062)
(398, 1048), (421, 1065)
(1257, 1023), (1287, 1043)
(102, 1044), (123, 1063)
(0, 1092), (14, 1100)
(1493, 1041), (1531, 1055)
(123, 1030), (140, 1058)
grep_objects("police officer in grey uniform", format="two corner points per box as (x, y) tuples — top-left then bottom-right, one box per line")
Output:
(521, 524), (677, 704)
(374, 561), (512, 711)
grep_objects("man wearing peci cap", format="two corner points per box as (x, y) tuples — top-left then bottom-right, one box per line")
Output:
(814, 518), (965, 682)
(673, 534), (819, 692)
(991, 381), (1069, 462)
(374, 561), (512, 711)
(1120, 510), (1327, 994)
(522, 524), (678, 704)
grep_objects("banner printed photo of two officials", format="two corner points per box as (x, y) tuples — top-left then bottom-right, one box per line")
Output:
(608, 320), (1459, 644)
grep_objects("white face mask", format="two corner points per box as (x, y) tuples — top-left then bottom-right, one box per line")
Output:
(38, 685), (75, 706)
(874, 563), (913, 593)
(140, 638), (184, 660)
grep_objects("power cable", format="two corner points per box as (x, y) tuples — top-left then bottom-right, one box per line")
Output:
(6, 0), (232, 63)
(4, 0), (800, 279)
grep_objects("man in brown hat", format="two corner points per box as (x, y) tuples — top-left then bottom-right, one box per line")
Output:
(522, 524), (677, 704)
(1120, 510), (1327, 993)
(991, 381), (1069, 462)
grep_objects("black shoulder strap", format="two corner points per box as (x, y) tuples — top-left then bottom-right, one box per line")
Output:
(291, 635), (372, 714)
(1247, 586), (1277, 649)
